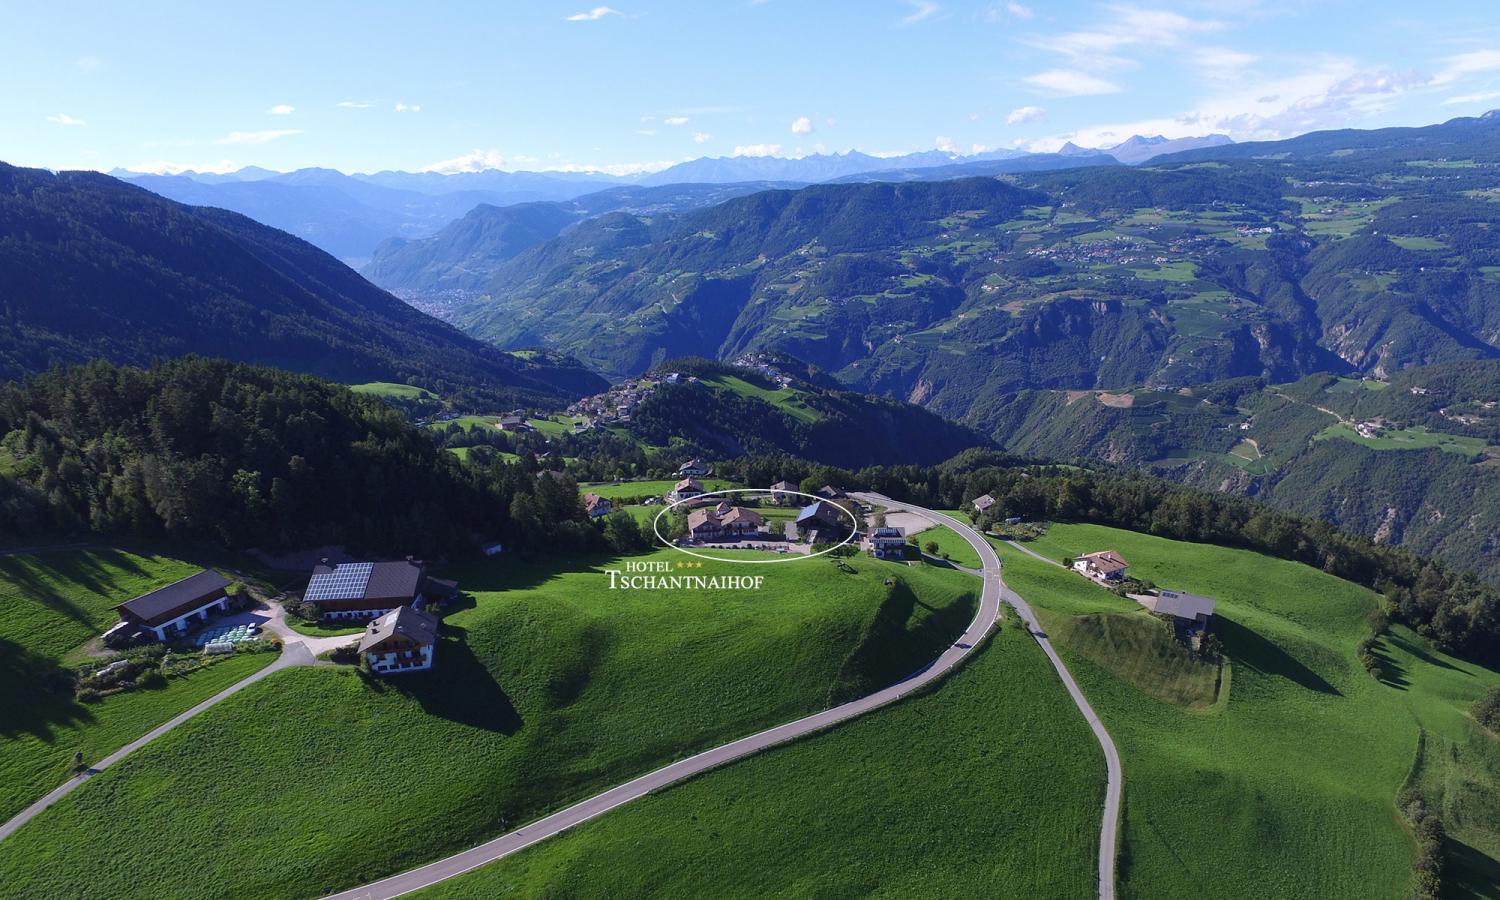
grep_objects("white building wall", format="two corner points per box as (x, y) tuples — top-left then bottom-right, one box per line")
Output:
(147, 595), (229, 641)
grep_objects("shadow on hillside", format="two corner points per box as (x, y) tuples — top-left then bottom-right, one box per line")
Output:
(827, 580), (977, 705)
(0, 547), (157, 628)
(1446, 838), (1500, 900)
(1214, 616), (1341, 697)
(1389, 633), (1470, 676)
(0, 637), (95, 741)
(1369, 639), (1410, 690)
(362, 626), (521, 735)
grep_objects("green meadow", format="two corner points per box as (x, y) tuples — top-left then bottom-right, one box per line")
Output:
(414, 624), (1103, 899)
(701, 374), (823, 424)
(348, 381), (437, 400)
(579, 478), (738, 500)
(0, 550), (978, 899)
(996, 524), (1500, 899)
(1314, 423), (1490, 456)
(0, 548), (276, 821)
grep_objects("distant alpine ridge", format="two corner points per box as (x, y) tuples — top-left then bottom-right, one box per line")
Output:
(113, 134), (1232, 263)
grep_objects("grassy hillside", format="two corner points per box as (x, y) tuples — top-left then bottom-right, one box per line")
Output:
(0, 162), (604, 405)
(0, 550), (978, 898)
(413, 624), (1103, 899)
(0, 549), (201, 660)
(0, 548), (277, 821)
(994, 524), (1500, 899)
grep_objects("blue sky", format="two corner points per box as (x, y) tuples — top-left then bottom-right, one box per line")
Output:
(5, 0), (1500, 175)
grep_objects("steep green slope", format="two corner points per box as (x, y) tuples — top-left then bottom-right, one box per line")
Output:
(0, 163), (603, 404)
(996, 523), (1500, 899)
(971, 362), (1500, 584)
(0, 551), (977, 899)
(412, 624), (1102, 900)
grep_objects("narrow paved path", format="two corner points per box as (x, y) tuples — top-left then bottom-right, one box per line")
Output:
(0, 633), (340, 843)
(1007, 538), (1066, 568)
(325, 495), (1121, 900)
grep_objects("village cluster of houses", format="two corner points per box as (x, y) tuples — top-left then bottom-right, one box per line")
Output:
(564, 371), (700, 428)
(728, 353), (797, 388)
(109, 558), (460, 677)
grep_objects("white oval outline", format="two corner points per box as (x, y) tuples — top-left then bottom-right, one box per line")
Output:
(651, 487), (860, 564)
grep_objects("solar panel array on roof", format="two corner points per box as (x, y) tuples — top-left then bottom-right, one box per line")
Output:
(305, 562), (374, 603)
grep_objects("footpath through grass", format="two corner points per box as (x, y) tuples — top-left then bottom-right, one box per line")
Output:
(0, 547), (273, 821)
(997, 523), (1500, 899)
(0, 651), (275, 821)
(0, 550), (978, 899)
(414, 623), (1102, 899)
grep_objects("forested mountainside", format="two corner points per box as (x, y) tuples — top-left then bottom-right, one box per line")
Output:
(0, 164), (604, 405)
(0, 358), (602, 557)
(625, 358), (987, 467)
(361, 181), (798, 294)
(451, 113), (1500, 392)
(977, 361), (1500, 584)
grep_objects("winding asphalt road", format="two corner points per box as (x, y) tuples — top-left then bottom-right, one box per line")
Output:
(324, 494), (1122, 900)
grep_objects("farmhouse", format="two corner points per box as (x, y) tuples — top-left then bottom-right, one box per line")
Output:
(358, 606), (440, 674)
(686, 506), (766, 541)
(797, 500), (852, 542)
(669, 477), (705, 503)
(676, 458), (710, 477)
(305, 559), (458, 621)
(1137, 589), (1216, 633)
(113, 569), (233, 641)
(816, 485), (847, 500)
(867, 526), (907, 560)
(972, 494), (996, 514)
(584, 493), (612, 518)
(769, 480), (799, 505)
(1073, 550), (1129, 582)
(497, 415), (528, 432)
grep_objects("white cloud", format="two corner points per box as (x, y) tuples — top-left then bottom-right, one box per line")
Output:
(935, 135), (959, 153)
(421, 149), (508, 174)
(692, 131), (713, 143)
(215, 129), (301, 145)
(395, 102), (421, 113)
(1192, 47), (1258, 80)
(1006, 2), (1033, 19)
(790, 116), (814, 135)
(899, 1), (939, 25)
(1443, 89), (1500, 106)
(733, 143), (783, 157)
(542, 159), (676, 176)
(664, 116), (690, 126)
(124, 159), (240, 175)
(337, 100), (373, 109)
(1006, 105), (1047, 124)
(1027, 6), (1221, 72)
(1433, 50), (1500, 85)
(1023, 69), (1121, 96)
(267, 104), (295, 115)
(567, 6), (621, 21)
(636, 128), (658, 136)
(45, 113), (86, 126)
(1022, 59), (1431, 151)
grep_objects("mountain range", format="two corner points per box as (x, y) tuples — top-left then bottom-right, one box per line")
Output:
(115, 134), (1233, 264)
(0, 163), (603, 404)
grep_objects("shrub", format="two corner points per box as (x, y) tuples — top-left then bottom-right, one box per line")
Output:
(1474, 687), (1500, 732)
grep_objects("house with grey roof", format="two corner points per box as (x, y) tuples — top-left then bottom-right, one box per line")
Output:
(359, 606), (440, 674)
(304, 559), (458, 621)
(113, 569), (233, 641)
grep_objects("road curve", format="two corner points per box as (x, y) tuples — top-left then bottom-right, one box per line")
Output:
(322, 494), (1005, 900)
